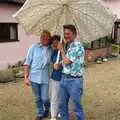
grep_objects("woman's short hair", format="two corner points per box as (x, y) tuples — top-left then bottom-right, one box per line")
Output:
(51, 35), (61, 43)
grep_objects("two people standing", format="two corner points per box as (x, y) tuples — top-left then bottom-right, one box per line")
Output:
(24, 24), (85, 120)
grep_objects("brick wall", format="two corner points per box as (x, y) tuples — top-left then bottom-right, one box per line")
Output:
(85, 45), (112, 62)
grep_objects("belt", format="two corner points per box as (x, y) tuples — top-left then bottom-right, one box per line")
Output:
(63, 73), (82, 78)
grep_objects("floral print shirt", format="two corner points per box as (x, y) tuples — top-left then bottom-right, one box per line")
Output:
(63, 41), (85, 77)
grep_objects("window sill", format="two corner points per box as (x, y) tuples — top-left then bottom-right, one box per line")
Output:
(0, 40), (20, 43)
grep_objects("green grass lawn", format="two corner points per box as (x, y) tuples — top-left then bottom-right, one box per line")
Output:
(0, 60), (120, 120)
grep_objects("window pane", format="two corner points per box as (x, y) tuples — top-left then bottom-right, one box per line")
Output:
(117, 23), (120, 28)
(10, 24), (17, 40)
(92, 40), (100, 49)
(0, 24), (9, 40)
(0, 23), (18, 42)
(100, 37), (107, 48)
(117, 28), (120, 44)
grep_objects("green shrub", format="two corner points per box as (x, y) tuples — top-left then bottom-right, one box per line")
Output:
(7, 60), (24, 69)
(15, 67), (24, 78)
(0, 69), (15, 83)
(8, 67), (24, 79)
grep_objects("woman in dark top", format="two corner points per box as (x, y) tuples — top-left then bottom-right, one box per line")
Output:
(50, 35), (62, 120)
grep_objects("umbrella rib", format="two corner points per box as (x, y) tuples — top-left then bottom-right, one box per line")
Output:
(69, 6), (112, 32)
(54, 8), (64, 34)
(67, 8), (84, 42)
(29, 6), (62, 32)
(68, 7), (109, 42)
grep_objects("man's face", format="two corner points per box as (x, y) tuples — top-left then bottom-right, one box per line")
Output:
(40, 33), (50, 46)
(64, 29), (75, 43)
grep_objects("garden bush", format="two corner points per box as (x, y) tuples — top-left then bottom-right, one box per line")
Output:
(15, 67), (24, 78)
(0, 69), (15, 83)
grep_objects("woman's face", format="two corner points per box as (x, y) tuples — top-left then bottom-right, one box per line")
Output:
(51, 39), (59, 50)
(40, 32), (50, 46)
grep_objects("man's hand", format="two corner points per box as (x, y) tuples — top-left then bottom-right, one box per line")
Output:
(57, 43), (72, 65)
(24, 78), (31, 86)
(24, 65), (30, 86)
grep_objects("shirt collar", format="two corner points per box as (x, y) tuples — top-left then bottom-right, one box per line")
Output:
(70, 39), (80, 46)
(68, 40), (75, 48)
(37, 43), (50, 49)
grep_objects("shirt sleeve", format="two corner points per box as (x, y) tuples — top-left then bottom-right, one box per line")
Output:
(66, 43), (84, 62)
(24, 44), (34, 66)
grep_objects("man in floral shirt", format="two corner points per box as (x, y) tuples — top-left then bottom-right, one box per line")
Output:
(57, 24), (85, 120)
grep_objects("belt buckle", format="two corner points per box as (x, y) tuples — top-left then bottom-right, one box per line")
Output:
(63, 73), (81, 79)
(64, 73), (73, 78)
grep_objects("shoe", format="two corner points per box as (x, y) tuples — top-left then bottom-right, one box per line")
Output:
(50, 118), (57, 120)
(57, 113), (61, 118)
(43, 110), (49, 117)
(35, 116), (43, 120)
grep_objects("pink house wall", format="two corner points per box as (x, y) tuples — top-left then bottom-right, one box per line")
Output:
(85, 45), (112, 62)
(0, 3), (38, 69)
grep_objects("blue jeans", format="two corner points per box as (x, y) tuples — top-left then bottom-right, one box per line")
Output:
(59, 75), (84, 120)
(31, 82), (50, 117)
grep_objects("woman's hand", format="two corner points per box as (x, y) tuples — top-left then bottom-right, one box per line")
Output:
(53, 63), (61, 70)
(57, 43), (64, 51)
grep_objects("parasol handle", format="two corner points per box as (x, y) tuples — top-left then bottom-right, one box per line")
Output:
(56, 51), (61, 64)
(56, 33), (63, 64)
